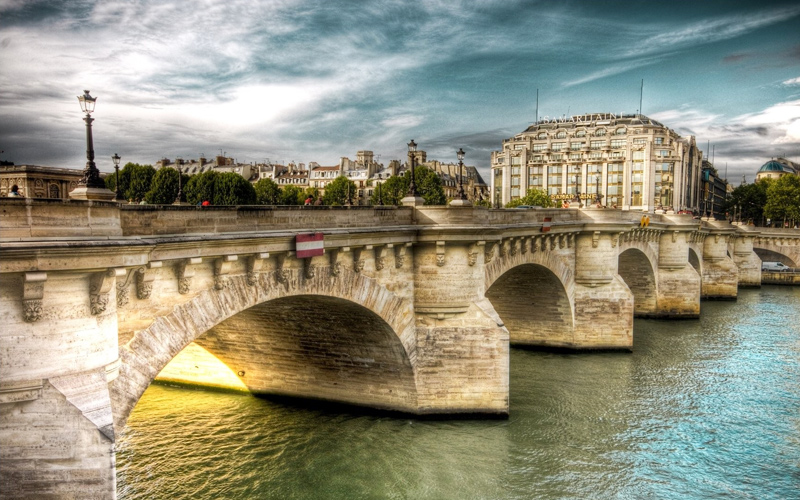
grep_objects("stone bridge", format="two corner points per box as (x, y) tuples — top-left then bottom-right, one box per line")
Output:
(1, 198), (798, 498)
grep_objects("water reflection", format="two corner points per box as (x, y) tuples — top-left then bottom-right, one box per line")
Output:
(118, 287), (800, 499)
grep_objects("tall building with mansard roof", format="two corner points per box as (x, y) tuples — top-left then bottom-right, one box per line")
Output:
(490, 113), (704, 211)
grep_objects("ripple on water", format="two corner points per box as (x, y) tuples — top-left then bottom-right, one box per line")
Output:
(117, 287), (800, 499)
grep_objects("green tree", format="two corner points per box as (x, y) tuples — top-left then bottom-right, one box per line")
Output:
(213, 172), (257, 205)
(323, 176), (358, 206)
(764, 175), (800, 226)
(505, 188), (554, 208)
(124, 163), (156, 202)
(474, 197), (492, 208)
(414, 166), (446, 205)
(254, 178), (282, 205)
(144, 167), (179, 204)
(724, 178), (771, 225)
(280, 185), (304, 205)
(368, 167), (446, 206)
(369, 176), (406, 205)
(185, 170), (219, 205)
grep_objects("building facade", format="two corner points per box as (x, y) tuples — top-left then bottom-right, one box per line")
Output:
(0, 164), (84, 199)
(701, 162), (728, 219)
(490, 113), (704, 211)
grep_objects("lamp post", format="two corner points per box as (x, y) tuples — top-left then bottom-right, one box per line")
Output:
(174, 164), (183, 205)
(572, 165), (582, 207)
(377, 180), (383, 206)
(450, 147), (472, 206)
(112, 153), (121, 201)
(594, 171), (603, 206)
(77, 90), (104, 189)
(407, 140), (418, 197)
(346, 180), (353, 206)
(456, 148), (467, 201)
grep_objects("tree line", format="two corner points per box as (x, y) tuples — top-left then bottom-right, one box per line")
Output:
(724, 175), (800, 227)
(105, 163), (449, 206)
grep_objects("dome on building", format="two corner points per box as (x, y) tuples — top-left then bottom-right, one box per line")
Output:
(757, 160), (796, 174)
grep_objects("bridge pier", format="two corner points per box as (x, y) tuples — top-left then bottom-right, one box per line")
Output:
(573, 232), (633, 349)
(701, 230), (738, 299)
(656, 230), (700, 317)
(732, 234), (761, 287)
(0, 271), (119, 499)
(413, 242), (509, 414)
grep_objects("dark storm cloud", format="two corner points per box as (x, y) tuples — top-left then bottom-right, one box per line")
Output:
(1, 0), (799, 177)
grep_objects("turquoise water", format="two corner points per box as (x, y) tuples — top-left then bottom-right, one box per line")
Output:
(117, 287), (800, 499)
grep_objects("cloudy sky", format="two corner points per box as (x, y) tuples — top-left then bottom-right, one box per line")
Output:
(1, 0), (799, 182)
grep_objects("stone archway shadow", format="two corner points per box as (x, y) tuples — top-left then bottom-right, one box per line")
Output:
(111, 268), (417, 431)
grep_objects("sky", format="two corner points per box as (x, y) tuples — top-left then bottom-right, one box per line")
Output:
(1, 0), (799, 183)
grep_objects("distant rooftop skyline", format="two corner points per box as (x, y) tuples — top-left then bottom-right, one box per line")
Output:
(1, 0), (799, 183)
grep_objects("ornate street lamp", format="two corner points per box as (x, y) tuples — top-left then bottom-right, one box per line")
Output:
(572, 165), (582, 207)
(594, 172), (603, 206)
(77, 90), (104, 189)
(456, 148), (467, 201)
(346, 179), (353, 206)
(112, 153), (121, 201)
(407, 140), (418, 197)
(377, 180), (383, 206)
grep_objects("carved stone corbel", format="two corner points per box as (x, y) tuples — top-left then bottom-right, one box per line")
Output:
(351, 247), (365, 273)
(135, 261), (161, 299)
(213, 255), (238, 290)
(469, 241), (485, 266)
(672, 230), (679, 243)
(558, 235), (565, 249)
(394, 244), (410, 269)
(568, 234), (575, 248)
(303, 258), (316, 279)
(592, 231), (601, 248)
(90, 268), (125, 315)
(509, 238), (517, 256)
(116, 269), (137, 308)
(245, 253), (269, 286)
(328, 249), (341, 276)
(176, 257), (202, 294)
(22, 272), (47, 323)
(520, 237), (528, 255)
(436, 241), (446, 267)
(498, 239), (507, 258)
(274, 253), (288, 284)
(484, 241), (498, 263)
(550, 236), (557, 250)
(374, 245), (387, 271)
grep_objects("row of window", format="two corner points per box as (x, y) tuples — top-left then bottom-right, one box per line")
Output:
(533, 127), (632, 140)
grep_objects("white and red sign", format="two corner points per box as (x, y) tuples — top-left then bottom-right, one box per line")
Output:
(541, 217), (552, 233)
(296, 233), (324, 258)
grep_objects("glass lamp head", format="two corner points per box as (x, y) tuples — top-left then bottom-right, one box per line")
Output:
(78, 90), (96, 114)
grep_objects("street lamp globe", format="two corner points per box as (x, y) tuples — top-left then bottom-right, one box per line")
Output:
(78, 90), (97, 114)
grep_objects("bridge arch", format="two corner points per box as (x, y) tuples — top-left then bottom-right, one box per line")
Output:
(617, 246), (658, 316)
(111, 267), (417, 431)
(688, 247), (703, 278)
(753, 247), (797, 267)
(484, 249), (574, 346)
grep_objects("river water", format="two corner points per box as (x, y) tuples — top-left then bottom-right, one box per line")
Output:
(117, 286), (800, 499)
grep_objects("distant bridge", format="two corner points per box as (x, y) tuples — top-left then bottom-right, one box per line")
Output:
(1, 198), (798, 498)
